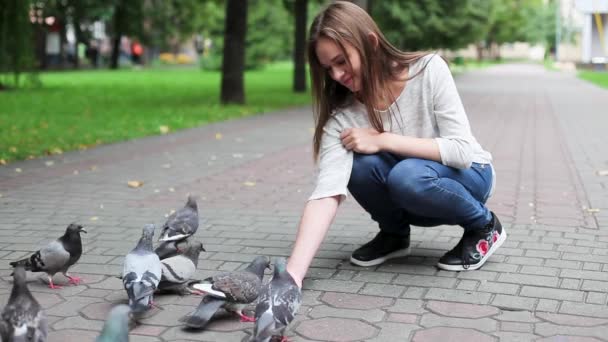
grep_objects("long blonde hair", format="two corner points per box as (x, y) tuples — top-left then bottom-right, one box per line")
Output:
(308, 1), (429, 160)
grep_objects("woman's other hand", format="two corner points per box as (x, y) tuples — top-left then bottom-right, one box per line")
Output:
(340, 128), (383, 154)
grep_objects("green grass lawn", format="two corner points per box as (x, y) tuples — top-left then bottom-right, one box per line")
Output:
(579, 70), (608, 89)
(0, 64), (311, 163)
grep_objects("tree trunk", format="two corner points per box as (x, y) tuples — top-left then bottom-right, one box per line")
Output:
(293, 0), (307, 92)
(220, 0), (247, 104)
(110, 1), (125, 70)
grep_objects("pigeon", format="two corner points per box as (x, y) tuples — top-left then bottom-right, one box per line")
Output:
(249, 258), (302, 342)
(154, 237), (202, 260)
(10, 223), (87, 289)
(159, 195), (199, 242)
(96, 305), (131, 342)
(179, 255), (270, 329)
(122, 224), (162, 314)
(0, 266), (48, 342)
(157, 240), (205, 295)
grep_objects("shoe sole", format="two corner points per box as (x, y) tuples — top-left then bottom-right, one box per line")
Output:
(350, 247), (412, 267)
(436, 227), (507, 271)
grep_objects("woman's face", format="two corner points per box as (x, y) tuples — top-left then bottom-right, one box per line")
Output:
(316, 37), (361, 92)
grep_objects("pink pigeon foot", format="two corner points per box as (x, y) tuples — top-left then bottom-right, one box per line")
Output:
(238, 313), (256, 322)
(67, 275), (83, 285)
(48, 278), (62, 289)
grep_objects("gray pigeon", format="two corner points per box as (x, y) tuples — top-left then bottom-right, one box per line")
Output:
(249, 258), (302, 342)
(157, 241), (205, 295)
(122, 224), (162, 314)
(179, 255), (270, 329)
(0, 266), (48, 342)
(10, 223), (87, 289)
(96, 304), (131, 342)
(159, 196), (199, 242)
(154, 237), (203, 260)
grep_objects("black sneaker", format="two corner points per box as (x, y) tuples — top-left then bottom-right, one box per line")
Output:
(350, 231), (411, 267)
(437, 212), (506, 271)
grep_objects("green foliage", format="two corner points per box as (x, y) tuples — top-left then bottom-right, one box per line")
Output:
(246, 0), (294, 69)
(0, 0), (35, 88)
(372, 0), (493, 51)
(0, 63), (311, 162)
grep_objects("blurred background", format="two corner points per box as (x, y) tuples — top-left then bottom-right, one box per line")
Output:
(0, 0), (606, 164)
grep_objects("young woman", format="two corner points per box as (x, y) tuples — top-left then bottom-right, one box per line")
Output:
(286, 1), (505, 288)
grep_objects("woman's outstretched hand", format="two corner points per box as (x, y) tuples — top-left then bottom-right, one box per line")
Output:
(340, 128), (383, 154)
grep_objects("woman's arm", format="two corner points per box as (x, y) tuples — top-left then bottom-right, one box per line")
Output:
(287, 195), (341, 288)
(340, 128), (442, 162)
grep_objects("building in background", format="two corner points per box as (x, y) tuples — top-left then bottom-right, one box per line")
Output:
(575, 0), (608, 64)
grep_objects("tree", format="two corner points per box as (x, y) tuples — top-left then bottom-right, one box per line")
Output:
(372, 0), (492, 51)
(0, 0), (34, 89)
(221, 0), (247, 104)
(293, 0), (307, 92)
(109, 0), (143, 69)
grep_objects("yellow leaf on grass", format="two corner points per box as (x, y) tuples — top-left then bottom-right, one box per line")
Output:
(243, 181), (256, 187)
(0, 159), (6, 165)
(9, 146), (17, 153)
(50, 147), (63, 155)
(128, 180), (144, 188)
(215, 133), (223, 140)
(159, 125), (170, 134)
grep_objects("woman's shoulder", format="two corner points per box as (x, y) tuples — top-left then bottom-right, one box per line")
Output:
(412, 53), (447, 74)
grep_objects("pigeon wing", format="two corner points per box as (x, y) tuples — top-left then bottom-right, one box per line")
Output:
(160, 255), (195, 284)
(211, 271), (262, 303)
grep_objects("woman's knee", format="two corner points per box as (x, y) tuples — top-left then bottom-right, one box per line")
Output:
(386, 158), (437, 201)
(349, 153), (388, 188)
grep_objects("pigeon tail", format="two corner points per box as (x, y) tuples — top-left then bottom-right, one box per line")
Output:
(9, 252), (42, 272)
(179, 296), (225, 329)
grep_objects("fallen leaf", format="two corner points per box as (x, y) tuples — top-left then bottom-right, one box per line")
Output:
(15, 168), (22, 173)
(159, 125), (170, 134)
(90, 165), (98, 171)
(128, 180), (144, 188)
(597, 170), (608, 176)
(243, 181), (256, 187)
(0, 159), (6, 165)
(168, 187), (175, 192)
(90, 216), (98, 221)
(45, 161), (54, 166)
(27, 155), (35, 160)
(215, 133), (223, 140)
(9, 146), (17, 153)
(50, 147), (63, 155)
(586, 208), (600, 213)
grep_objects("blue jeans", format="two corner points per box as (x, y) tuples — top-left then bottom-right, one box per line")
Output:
(347, 153), (493, 237)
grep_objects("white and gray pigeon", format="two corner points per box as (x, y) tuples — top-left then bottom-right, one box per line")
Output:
(179, 255), (270, 329)
(249, 258), (302, 342)
(10, 223), (87, 289)
(159, 195), (199, 242)
(154, 237), (203, 260)
(157, 240), (205, 295)
(122, 224), (162, 314)
(96, 304), (131, 342)
(0, 266), (48, 342)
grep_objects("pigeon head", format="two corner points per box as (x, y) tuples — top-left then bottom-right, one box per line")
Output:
(185, 195), (198, 211)
(143, 224), (155, 239)
(66, 223), (87, 235)
(181, 240), (205, 264)
(245, 255), (271, 279)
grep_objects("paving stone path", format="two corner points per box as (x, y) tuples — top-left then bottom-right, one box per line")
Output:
(1, 63), (607, 341)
